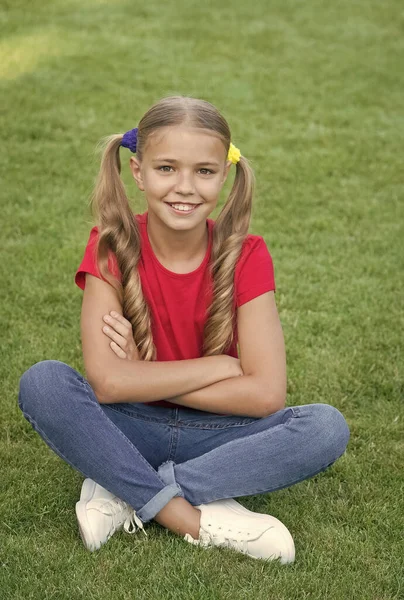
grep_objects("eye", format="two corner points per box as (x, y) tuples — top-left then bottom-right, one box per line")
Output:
(198, 168), (214, 175)
(158, 165), (174, 172)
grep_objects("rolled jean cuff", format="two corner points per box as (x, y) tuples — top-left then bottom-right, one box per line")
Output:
(136, 461), (184, 523)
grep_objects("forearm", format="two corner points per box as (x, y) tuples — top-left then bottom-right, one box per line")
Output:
(167, 375), (284, 418)
(101, 355), (236, 404)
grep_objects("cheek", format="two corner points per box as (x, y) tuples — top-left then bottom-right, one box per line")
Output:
(197, 178), (223, 200)
(143, 173), (170, 195)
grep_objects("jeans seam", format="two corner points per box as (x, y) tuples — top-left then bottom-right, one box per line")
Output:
(167, 426), (179, 462)
(175, 419), (258, 430)
(175, 406), (298, 430)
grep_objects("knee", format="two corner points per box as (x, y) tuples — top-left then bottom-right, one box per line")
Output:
(307, 403), (350, 463)
(18, 360), (74, 417)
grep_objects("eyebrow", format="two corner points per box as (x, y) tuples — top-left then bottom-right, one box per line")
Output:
(152, 158), (220, 167)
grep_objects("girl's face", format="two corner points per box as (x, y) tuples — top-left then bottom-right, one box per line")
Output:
(129, 125), (232, 230)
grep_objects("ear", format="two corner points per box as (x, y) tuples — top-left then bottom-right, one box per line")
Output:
(129, 156), (145, 191)
(221, 160), (233, 184)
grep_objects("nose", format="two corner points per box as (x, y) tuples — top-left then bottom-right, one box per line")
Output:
(174, 170), (195, 197)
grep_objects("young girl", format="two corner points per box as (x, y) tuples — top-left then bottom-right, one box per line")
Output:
(18, 96), (350, 563)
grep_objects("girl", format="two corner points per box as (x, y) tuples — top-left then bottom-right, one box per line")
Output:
(18, 96), (350, 563)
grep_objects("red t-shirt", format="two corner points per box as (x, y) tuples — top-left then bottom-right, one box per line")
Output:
(75, 211), (276, 408)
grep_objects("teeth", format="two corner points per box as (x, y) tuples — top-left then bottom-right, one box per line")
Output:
(170, 204), (196, 211)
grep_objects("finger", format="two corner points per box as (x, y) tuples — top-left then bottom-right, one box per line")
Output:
(103, 314), (131, 337)
(110, 311), (132, 329)
(103, 326), (127, 348)
(110, 341), (127, 359)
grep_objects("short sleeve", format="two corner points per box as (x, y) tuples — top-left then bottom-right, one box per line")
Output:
(235, 236), (276, 307)
(74, 226), (121, 291)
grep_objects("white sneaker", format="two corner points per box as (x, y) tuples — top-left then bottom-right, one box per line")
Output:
(184, 498), (295, 563)
(75, 478), (147, 551)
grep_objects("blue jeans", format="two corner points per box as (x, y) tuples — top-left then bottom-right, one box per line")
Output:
(18, 360), (350, 524)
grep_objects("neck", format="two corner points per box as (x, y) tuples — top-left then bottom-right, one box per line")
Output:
(146, 210), (209, 263)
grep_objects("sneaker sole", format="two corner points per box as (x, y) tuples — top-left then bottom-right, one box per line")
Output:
(75, 500), (98, 552)
(76, 479), (98, 551)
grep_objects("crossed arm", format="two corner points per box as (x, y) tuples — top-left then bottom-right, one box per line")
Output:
(166, 375), (283, 418)
(82, 275), (286, 419)
(172, 292), (287, 417)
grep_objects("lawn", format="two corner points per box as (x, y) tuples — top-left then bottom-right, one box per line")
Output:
(1, 0), (403, 598)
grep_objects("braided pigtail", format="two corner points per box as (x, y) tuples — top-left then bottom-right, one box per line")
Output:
(203, 154), (254, 355)
(90, 134), (156, 361)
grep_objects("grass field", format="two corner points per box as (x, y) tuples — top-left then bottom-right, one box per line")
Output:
(1, 0), (403, 598)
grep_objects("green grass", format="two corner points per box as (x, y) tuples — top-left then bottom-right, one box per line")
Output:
(1, 0), (403, 598)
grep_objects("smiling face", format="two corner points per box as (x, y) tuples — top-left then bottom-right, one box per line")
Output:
(129, 125), (232, 232)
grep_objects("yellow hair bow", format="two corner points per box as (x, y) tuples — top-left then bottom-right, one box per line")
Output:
(227, 142), (241, 164)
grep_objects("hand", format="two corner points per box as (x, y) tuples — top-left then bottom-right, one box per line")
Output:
(102, 311), (140, 360)
(223, 355), (244, 378)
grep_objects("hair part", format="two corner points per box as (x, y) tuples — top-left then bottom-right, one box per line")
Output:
(90, 96), (254, 361)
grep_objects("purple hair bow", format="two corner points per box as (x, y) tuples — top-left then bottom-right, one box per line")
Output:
(121, 127), (138, 153)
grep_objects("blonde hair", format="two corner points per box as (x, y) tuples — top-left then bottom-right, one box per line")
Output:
(90, 96), (254, 361)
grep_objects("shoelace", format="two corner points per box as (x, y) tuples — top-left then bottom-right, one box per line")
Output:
(197, 521), (274, 553)
(100, 498), (147, 537)
(100, 497), (129, 518)
(200, 529), (246, 553)
(123, 510), (148, 537)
